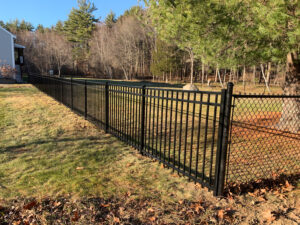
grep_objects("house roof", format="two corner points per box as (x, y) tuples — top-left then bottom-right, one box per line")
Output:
(14, 43), (25, 49)
(0, 25), (16, 39)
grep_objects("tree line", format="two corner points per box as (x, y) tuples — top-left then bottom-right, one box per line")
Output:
(1, 0), (299, 93)
(1, 1), (156, 81)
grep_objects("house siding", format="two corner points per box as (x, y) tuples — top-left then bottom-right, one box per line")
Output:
(0, 28), (14, 68)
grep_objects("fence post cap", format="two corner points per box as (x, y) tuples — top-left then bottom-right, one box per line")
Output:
(227, 82), (234, 88)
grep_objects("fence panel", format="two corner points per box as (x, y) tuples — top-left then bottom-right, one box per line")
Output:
(27, 74), (300, 195)
(86, 82), (106, 128)
(143, 88), (224, 191)
(61, 79), (71, 108)
(72, 81), (85, 115)
(108, 85), (144, 148)
(227, 95), (300, 186)
(29, 74), (230, 195)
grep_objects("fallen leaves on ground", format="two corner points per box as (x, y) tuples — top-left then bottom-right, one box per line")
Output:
(261, 210), (276, 223)
(23, 200), (38, 210)
(0, 177), (299, 224)
(217, 209), (224, 220)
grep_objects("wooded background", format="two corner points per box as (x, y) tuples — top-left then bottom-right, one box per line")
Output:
(1, 0), (299, 94)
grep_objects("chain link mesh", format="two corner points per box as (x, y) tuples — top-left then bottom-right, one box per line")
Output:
(227, 95), (300, 185)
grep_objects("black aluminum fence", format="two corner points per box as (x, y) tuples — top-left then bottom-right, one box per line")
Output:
(28, 74), (300, 196)
(29, 74), (233, 196)
(226, 95), (300, 186)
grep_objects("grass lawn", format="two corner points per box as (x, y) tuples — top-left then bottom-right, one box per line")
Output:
(0, 84), (202, 202)
(0, 84), (299, 224)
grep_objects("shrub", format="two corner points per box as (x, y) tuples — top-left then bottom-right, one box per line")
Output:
(0, 64), (16, 79)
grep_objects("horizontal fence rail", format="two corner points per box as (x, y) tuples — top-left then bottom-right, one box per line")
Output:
(28, 74), (299, 196)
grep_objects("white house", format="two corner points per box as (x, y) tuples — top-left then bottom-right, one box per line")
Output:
(0, 26), (25, 82)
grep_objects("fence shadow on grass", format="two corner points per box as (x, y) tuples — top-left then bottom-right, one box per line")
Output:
(0, 136), (109, 155)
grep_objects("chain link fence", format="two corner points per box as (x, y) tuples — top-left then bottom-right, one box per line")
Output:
(227, 95), (300, 187)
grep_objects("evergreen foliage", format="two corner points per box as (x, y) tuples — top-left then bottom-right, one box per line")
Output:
(151, 39), (181, 80)
(54, 21), (64, 34)
(36, 24), (45, 33)
(4, 19), (34, 32)
(0, 20), (6, 29)
(64, 0), (98, 64)
(145, 0), (300, 69)
(105, 11), (117, 28)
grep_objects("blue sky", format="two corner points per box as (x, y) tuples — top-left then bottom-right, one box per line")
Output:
(0, 0), (144, 28)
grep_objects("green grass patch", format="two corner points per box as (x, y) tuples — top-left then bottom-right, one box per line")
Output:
(0, 84), (204, 202)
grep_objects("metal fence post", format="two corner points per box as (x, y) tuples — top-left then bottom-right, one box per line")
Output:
(105, 82), (109, 133)
(71, 77), (73, 110)
(140, 86), (146, 153)
(84, 80), (87, 119)
(214, 82), (234, 196)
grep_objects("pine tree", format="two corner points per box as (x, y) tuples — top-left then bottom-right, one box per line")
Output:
(64, 0), (98, 73)
(250, 0), (300, 131)
(36, 24), (45, 33)
(146, 0), (300, 131)
(105, 10), (117, 28)
(54, 21), (64, 34)
(19, 19), (34, 31)
(123, 6), (143, 17)
(145, 0), (211, 85)
(151, 39), (180, 81)
(0, 20), (6, 29)
(5, 19), (20, 32)
(5, 19), (34, 32)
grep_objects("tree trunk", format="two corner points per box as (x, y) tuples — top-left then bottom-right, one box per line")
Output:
(189, 50), (194, 84)
(260, 64), (271, 93)
(74, 60), (78, 76)
(235, 67), (239, 83)
(201, 63), (205, 86)
(252, 65), (256, 85)
(122, 67), (129, 80)
(274, 64), (280, 85)
(232, 67), (236, 83)
(217, 66), (224, 88)
(243, 65), (246, 93)
(277, 52), (300, 132)
(266, 62), (271, 88)
(205, 65), (208, 82)
(215, 67), (218, 82)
